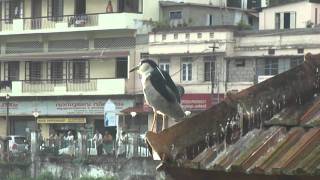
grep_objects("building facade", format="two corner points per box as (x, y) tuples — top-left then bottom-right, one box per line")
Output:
(0, 0), (161, 139)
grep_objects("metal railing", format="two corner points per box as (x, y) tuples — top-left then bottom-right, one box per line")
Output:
(40, 132), (151, 158)
(21, 79), (98, 93)
(0, 11), (143, 32)
(23, 14), (99, 30)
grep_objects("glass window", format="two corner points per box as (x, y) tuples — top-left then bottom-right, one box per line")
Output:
(29, 61), (42, 81)
(210, 32), (214, 38)
(181, 58), (192, 81)
(116, 57), (128, 78)
(169, 11), (182, 19)
(72, 61), (86, 80)
(159, 63), (170, 74)
(264, 59), (278, 75)
(140, 53), (149, 59)
(6, 61), (19, 81)
(204, 56), (215, 82)
(51, 61), (64, 82)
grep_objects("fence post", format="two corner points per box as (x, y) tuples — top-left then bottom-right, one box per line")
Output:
(30, 131), (38, 178)
(77, 129), (87, 158)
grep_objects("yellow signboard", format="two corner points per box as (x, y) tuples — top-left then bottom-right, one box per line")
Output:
(37, 117), (86, 124)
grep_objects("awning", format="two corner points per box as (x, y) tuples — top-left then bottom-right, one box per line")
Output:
(0, 50), (129, 61)
(37, 117), (86, 124)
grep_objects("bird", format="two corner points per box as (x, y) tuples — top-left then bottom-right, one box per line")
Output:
(130, 59), (186, 132)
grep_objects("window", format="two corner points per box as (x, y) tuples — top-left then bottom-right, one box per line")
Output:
(116, 57), (128, 78)
(5, 62), (19, 80)
(4, 0), (24, 22)
(47, 0), (63, 21)
(275, 12), (296, 29)
(264, 59), (278, 75)
(297, 48), (304, 54)
(185, 33), (190, 40)
(197, 33), (202, 39)
(268, 49), (275, 55)
(181, 57), (192, 81)
(159, 59), (170, 74)
(29, 62), (42, 81)
(174, 33), (178, 39)
(75, 0), (86, 15)
(207, 14), (214, 26)
(140, 53), (149, 59)
(71, 60), (88, 81)
(169, 11), (182, 19)
(235, 59), (245, 67)
(316, 8), (318, 25)
(290, 58), (304, 68)
(204, 56), (215, 82)
(50, 61), (64, 82)
(118, 0), (141, 13)
(227, 0), (242, 8)
(210, 32), (214, 38)
(162, 34), (166, 40)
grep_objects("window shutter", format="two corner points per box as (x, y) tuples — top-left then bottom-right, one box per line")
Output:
(47, 0), (52, 19)
(280, 13), (284, 29)
(25, 62), (30, 80)
(290, 12), (296, 29)
(4, 63), (8, 80)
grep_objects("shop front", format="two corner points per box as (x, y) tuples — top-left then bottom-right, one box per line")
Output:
(0, 98), (135, 140)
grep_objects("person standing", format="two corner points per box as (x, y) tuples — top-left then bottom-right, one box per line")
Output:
(93, 130), (103, 155)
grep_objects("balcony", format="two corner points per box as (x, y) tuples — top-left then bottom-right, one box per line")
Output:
(0, 13), (143, 35)
(0, 78), (126, 96)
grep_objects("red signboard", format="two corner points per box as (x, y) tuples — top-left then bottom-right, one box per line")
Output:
(141, 93), (224, 112)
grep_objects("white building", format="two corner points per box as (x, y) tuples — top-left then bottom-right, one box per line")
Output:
(0, 0), (161, 139)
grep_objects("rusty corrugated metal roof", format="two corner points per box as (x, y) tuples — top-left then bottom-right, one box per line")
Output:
(146, 53), (320, 178)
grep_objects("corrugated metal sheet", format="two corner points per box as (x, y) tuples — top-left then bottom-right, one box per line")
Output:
(146, 53), (320, 178)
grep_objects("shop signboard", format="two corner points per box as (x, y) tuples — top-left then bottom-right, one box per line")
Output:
(37, 117), (86, 124)
(0, 99), (134, 116)
(104, 99), (117, 127)
(181, 94), (225, 111)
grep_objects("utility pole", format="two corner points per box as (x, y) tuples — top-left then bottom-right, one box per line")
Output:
(209, 42), (219, 105)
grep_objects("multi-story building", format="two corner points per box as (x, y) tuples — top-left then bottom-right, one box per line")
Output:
(227, 0), (320, 92)
(142, 26), (235, 129)
(160, 1), (259, 29)
(0, 0), (160, 139)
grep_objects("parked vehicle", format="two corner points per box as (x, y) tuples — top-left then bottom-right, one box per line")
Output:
(6, 135), (29, 155)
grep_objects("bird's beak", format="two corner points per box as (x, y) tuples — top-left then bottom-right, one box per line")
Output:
(129, 65), (140, 72)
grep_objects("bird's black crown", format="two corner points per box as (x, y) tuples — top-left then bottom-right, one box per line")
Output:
(141, 59), (158, 68)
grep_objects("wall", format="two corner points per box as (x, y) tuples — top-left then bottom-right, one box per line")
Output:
(90, 59), (116, 79)
(259, 1), (311, 30)
(161, 5), (248, 27)
(228, 58), (255, 82)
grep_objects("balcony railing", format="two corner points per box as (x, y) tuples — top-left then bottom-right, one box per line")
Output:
(0, 12), (143, 33)
(0, 78), (125, 96)
(23, 14), (99, 30)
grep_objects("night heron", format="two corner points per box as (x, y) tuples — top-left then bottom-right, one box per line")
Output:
(130, 59), (185, 132)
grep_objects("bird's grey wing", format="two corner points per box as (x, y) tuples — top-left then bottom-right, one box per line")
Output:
(150, 70), (177, 103)
(161, 70), (181, 103)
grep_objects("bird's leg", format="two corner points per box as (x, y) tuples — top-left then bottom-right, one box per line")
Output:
(162, 114), (167, 131)
(151, 111), (157, 132)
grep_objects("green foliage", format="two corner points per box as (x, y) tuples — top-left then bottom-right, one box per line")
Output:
(36, 172), (55, 180)
(78, 176), (117, 180)
(237, 20), (252, 30)
(6, 173), (31, 180)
